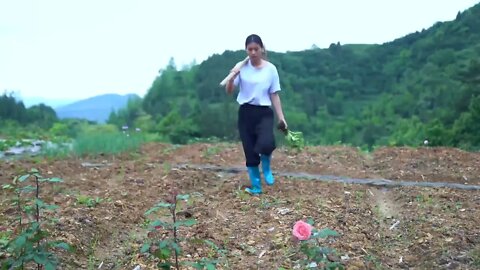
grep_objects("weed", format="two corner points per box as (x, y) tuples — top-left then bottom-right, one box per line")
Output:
(259, 196), (285, 210)
(355, 190), (365, 202)
(365, 254), (384, 269)
(1, 168), (72, 269)
(415, 193), (437, 210)
(87, 234), (99, 270)
(470, 246), (480, 267)
(202, 146), (221, 158)
(162, 145), (180, 155)
(234, 189), (250, 201)
(141, 191), (225, 269)
(163, 163), (172, 174)
(76, 195), (103, 208)
(372, 204), (386, 224)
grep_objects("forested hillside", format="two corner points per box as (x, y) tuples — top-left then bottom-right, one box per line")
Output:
(106, 3), (477, 150)
(0, 92), (58, 130)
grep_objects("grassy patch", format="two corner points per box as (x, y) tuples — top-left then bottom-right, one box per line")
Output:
(73, 132), (147, 156)
(471, 246), (480, 267)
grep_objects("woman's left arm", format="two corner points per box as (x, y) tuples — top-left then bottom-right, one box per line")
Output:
(270, 92), (287, 129)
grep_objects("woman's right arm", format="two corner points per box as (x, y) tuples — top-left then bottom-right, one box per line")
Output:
(225, 69), (240, 94)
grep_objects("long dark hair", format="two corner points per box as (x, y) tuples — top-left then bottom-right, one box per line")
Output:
(245, 34), (267, 59)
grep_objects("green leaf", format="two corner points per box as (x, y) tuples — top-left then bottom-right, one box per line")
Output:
(154, 247), (171, 260)
(47, 177), (63, 183)
(145, 202), (173, 215)
(206, 263), (216, 270)
(23, 204), (35, 214)
(35, 199), (58, 211)
(170, 242), (182, 255)
(161, 248), (172, 258)
(326, 261), (343, 270)
(140, 243), (150, 253)
(176, 194), (190, 201)
(13, 235), (27, 248)
(156, 202), (174, 208)
(144, 206), (160, 216)
(29, 168), (40, 173)
(1, 258), (14, 269)
(174, 219), (196, 228)
(2, 184), (13, 189)
(0, 237), (9, 247)
(54, 242), (71, 251)
(203, 239), (220, 250)
(45, 204), (59, 211)
(158, 262), (173, 270)
(24, 241), (35, 255)
(34, 253), (48, 265)
(159, 240), (169, 249)
(30, 221), (40, 231)
(19, 174), (30, 182)
(45, 261), (56, 270)
(12, 259), (24, 267)
(150, 220), (171, 230)
(306, 218), (315, 226)
(319, 246), (335, 254)
(21, 185), (36, 193)
(187, 262), (204, 269)
(314, 228), (340, 238)
(31, 229), (50, 243)
(35, 198), (46, 208)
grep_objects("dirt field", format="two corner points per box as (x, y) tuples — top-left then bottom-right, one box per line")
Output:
(1, 142), (480, 269)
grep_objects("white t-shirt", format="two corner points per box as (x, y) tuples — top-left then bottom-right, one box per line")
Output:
(233, 60), (281, 106)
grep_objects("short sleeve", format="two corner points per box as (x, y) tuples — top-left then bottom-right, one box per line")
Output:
(269, 66), (281, 93)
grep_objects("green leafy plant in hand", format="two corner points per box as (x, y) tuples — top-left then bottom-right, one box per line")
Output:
(286, 130), (305, 149)
(278, 121), (305, 149)
(1, 168), (72, 270)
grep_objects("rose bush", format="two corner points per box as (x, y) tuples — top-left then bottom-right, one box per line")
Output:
(292, 220), (313, 240)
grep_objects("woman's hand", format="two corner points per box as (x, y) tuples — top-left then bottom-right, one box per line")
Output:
(277, 118), (288, 133)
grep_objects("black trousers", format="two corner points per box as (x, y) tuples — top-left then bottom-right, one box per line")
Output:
(238, 103), (276, 167)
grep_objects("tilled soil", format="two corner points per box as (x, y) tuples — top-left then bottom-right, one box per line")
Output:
(1, 142), (479, 269)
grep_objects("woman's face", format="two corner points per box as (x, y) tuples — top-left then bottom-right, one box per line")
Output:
(246, 42), (262, 61)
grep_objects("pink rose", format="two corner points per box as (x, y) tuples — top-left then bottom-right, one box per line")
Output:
(292, 220), (313, 240)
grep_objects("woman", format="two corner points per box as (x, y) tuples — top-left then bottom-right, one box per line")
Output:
(225, 34), (288, 195)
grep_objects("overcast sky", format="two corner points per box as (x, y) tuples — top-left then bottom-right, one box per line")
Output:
(1, 0), (478, 101)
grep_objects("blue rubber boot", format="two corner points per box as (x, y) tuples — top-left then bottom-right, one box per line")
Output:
(261, 154), (275, 185)
(245, 166), (262, 195)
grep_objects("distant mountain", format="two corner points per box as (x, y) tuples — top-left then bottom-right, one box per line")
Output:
(22, 97), (79, 108)
(9, 91), (78, 108)
(55, 93), (140, 123)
